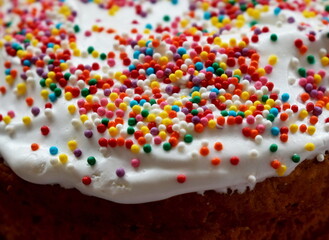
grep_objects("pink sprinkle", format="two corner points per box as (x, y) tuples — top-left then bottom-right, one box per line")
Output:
(77, 99), (85, 108)
(97, 107), (106, 116)
(154, 136), (162, 145)
(107, 59), (115, 67)
(264, 65), (273, 74)
(106, 111), (114, 118)
(79, 108), (87, 115)
(7, 110), (15, 118)
(298, 78), (307, 87)
(246, 115), (255, 124)
(256, 124), (266, 134)
(318, 70), (326, 78)
(116, 109), (124, 117)
(200, 117), (208, 126)
(135, 114), (143, 121)
(156, 70), (164, 78)
(100, 98), (108, 106)
(115, 99), (123, 107)
(85, 30), (92, 37)
(131, 158), (140, 168)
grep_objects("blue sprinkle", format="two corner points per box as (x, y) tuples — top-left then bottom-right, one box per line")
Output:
(23, 60), (31, 67)
(48, 93), (57, 102)
(145, 47), (153, 56)
(195, 62), (203, 71)
(139, 99), (146, 106)
(281, 93), (290, 102)
(271, 127), (280, 136)
(49, 146), (59, 155)
(5, 69), (11, 75)
(171, 0), (178, 4)
(269, 108), (279, 117)
(47, 43), (55, 48)
(177, 47), (187, 56)
(133, 50), (141, 59)
(218, 15), (225, 22)
(274, 7), (281, 16)
(228, 110), (237, 117)
(130, 100), (138, 107)
(145, 23), (153, 30)
(146, 67), (155, 75)
(206, 66), (214, 73)
(211, 88), (219, 94)
(172, 105), (180, 112)
(128, 64), (136, 71)
(204, 11), (211, 20)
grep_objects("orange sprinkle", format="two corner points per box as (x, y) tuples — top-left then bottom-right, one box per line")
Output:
(280, 112), (288, 121)
(217, 116), (225, 126)
(299, 124), (307, 133)
(300, 92), (310, 102)
(117, 137), (125, 146)
(214, 142), (223, 151)
(211, 157), (221, 166)
(271, 159), (281, 169)
(309, 116), (318, 125)
(169, 137), (178, 147)
(199, 146), (209, 156)
(282, 103), (290, 110)
(250, 129), (259, 138)
(299, 45), (308, 54)
(137, 137), (146, 145)
(194, 123), (204, 133)
(280, 134), (288, 142)
(227, 116), (235, 125)
(25, 97), (34, 106)
(31, 143), (39, 151)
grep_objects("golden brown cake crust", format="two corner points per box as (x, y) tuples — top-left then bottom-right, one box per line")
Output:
(0, 156), (329, 240)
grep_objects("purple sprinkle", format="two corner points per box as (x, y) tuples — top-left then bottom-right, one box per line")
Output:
(192, 116), (200, 124)
(287, 17), (295, 23)
(209, 92), (217, 100)
(165, 85), (173, 94)
(84, 130), (93, 138)
(104, 89), (111, 96)
(31, 107), (40, 116)
(150, 127), (159, 136)
(313, 106), (322, 116)
(116, 168), (125, 178)
(73, 149), (82, 158)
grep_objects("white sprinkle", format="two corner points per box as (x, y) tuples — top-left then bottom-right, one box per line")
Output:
(249, 149), (259, 158)
(248, 175), (256, 183)
(317, 154), (325, 162)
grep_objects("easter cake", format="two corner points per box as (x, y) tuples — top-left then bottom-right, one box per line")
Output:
(1, 0), (329, 239)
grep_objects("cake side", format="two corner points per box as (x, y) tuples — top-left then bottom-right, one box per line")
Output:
(1, 155), (329, 240)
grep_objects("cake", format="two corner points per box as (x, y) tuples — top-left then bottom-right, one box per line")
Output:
(1, 0), (329, 238)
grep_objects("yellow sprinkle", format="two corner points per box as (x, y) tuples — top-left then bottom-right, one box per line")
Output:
(67, 104), (76, 114)
(289, 124), (298, 133)
(180, 19), (189, 28)
(119, 102), (127, 111)
(191, 91), (201, 98)
(132, 105), (141, 114)
(208, 119), (216, 128)
(65, 92), (73, 101)
(131, 144), (140, 154)
(110, 92), (119, 101)
(22, 116), (31, 125)
(159, 111), (168, 119)
(162, 118), (172, 126)
(109, 127), (118, 137)
(73, 49), (81, 57)
(313, 74), (322, 85)
(150, 81), (160, 88)
(175, 70), (183, 78)
(67, 140), (77, 151)
(265, 99), (275, 107)
(3, 116), (11, 124)
(164, 105), (172, 112)
(40, 90), (49, 99)
(60, 63), (68, 71)
(147, 114), (156, 122)
(59, 154), (68, 164)
(244, 110), (252, 117)
(299, 109), (308, 119)
(159, 56), (168, 65)
(80, 114), (88, 123)
(107, 103), (116, 111)
(141, 126), (150, 134)
(276, 164), (287, 176)
(241, 91), (250, 100)
(307, 126), (316, 135)
(229, 38), (237, 46)
(5, 75), (15, 85)
(304, 142), (315, 151)
(321, 56), (329, 66)
(169, 73), (177, 82)
(91, 50), (99, 58)
(159, 131), (167, 140)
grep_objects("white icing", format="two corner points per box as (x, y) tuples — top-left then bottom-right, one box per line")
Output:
(0, 0), (329, 203)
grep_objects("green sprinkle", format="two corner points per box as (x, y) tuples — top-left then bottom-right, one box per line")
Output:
(240, 3), (247, 11)
(54, 88), (62, 97)
(192, 96), (201, 103)
(163, 15), (170, 22)
(88, 79), (97, 85)
(73, 25), (80, 33)
(87, 156), (96, 166)
(215, 68), (225, 76)
(39, 79), (46, 87)
(101, 118), (109, 126)
(100, 53), (107, 60)
(306, 55), (315, 64)
(184, 134), (193, 143)
(298, 67), (306, 77)
(261, 95), (269, 102)
(127, 127), (135, 135)
(249, 20), (258, 27)
(237, 111), (245, 118)
(49, 83), (57, 91)
(163, 142), (172, 151)
(87, 46), (94, 54)
(267, 113), (275, 122)
(269, 144), (278, 152)
(221, 110), (228, 116)
(191, 109), (198, 116)
(325, 5), (329, 12)
(143, 144), (152, 153)
(81, 88), (89, 97)
(64, 72), (71, 80)
(149, 99), (156, 105)
(270, 34), (278, 42)
(291, 154), (300, 163)
(212, 62), (219, 70)
(128, 118), (137, 126)
(141, 109), (149, 118)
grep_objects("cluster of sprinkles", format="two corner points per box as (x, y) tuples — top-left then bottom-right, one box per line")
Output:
(1, 0), (329, 198)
